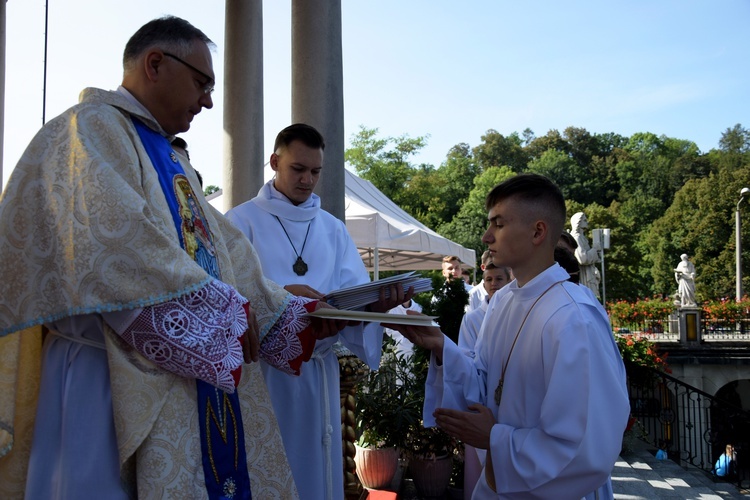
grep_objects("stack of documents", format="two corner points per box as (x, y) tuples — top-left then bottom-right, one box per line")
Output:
(304, 307), (437, 327)
(323, 271), (433, 310)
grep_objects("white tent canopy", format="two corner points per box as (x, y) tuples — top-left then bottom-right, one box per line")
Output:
(207, 168), (476, 278)
(342, 170), (475, 276)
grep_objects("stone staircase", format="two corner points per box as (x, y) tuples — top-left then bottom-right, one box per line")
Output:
(613, 448), (750, 499)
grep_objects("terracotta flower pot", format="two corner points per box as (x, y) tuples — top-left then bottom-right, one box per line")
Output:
(354, 444), (399, 490)
(408, 454), (453, 498)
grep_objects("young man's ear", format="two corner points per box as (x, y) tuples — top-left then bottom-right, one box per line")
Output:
(532, 220), (548, 245)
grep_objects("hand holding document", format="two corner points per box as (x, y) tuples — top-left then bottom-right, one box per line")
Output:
(323, 271), (432, 310)
(304, 272), (435, 326)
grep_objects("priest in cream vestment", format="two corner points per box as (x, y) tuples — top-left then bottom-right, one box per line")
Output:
(0, 16), (336, 500)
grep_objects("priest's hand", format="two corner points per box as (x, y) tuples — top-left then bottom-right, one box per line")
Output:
(310, 301), (351, 339)
(383, 310), (444, 361)
(285, 284), (324, 300)
(241, 303), (261, 363)
(366, 284), (415, 313)
(433, 404), (494, 450)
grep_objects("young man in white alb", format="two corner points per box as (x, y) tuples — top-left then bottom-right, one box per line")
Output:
(226, 123), (409, 500)
(385, 173), (628, 499)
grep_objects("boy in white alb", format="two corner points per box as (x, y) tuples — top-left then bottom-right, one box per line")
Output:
(466, 250), (492, 312)
(226, 123), (409, 500)
(458, 263), (511, 358)
(384, 173), (629, 499)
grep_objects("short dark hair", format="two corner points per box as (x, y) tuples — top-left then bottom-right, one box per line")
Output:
(559, 231), (578, 251)
(554, 245), (580, 284)
(274, 123), (325, 153)
(485, 173), (566, 237)
(123, 16), (214, 70)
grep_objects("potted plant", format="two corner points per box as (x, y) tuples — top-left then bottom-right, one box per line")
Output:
(354, 278), (469, 494)
(354, 343), (421, 490)
(400, 346), (460, 499)
(405, 277), (469, 497)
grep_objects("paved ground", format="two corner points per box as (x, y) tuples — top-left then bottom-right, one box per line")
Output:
(613, 448), (750, 499)
(366, 445), (750, 499)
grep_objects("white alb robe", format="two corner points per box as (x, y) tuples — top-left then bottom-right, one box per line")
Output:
(226, 181), (384, 500)
(467, 281), (488, 313)
(425, 264), (629, 499)
(458, 297), (488, 358)
(457, 298), (488, 499)
(385, 300), (423, 359)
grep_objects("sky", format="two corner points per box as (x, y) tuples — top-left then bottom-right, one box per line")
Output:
(3, 0), (749, 190)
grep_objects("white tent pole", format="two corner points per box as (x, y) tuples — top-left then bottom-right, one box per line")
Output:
(373, 247), (379, 281)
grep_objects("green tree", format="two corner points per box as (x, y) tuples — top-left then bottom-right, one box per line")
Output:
(525, 129), (568, 162)
(203, 185), (220, 196)
(527, 150), (582, 201)
(439, 166), (516, 266)
(473, 130), (529, 173)
(427, 144), (481, 226)
(345, 126), (429, 206)
(719, 124), (750, 154)
(644, 163), (750, 301)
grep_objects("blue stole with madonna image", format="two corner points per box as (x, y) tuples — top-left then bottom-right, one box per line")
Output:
(133, 118), (251, 500)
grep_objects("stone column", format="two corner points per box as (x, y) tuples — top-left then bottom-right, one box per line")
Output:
(0, 0), (6, 191)
(291, 0), (345, 221)
(223, 0), (264, 212)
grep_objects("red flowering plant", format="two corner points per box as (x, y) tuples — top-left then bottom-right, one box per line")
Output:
(607, 297), (674, 334)
(702, 297), (750, 332)
(615, 334), (670, 373)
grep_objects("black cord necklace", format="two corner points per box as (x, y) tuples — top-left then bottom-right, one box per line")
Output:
(273, 215), (312, 276)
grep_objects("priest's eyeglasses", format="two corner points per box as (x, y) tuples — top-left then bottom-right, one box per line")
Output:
(164, 52), (215, 95)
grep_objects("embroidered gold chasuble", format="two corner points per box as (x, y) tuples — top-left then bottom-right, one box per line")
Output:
(0, 88), (298, 498)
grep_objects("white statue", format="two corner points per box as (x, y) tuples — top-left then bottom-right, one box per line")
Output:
(570, 212), (601, 300)
(674, 254), (697, 307)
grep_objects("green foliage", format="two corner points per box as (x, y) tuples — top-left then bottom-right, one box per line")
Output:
(422, 277), (469, 344)
(702, 297), (750, 323)
(203, 184), (220, 196)
(345, 125), (429, 207)
(355, 342), (459, 460)
(527, 149), (580, 200)
(355, 344), (421, 449)
(472, 129), (529, 173)
(615, 334), (670, 372)
(400, 347), (458, 460)
(439, 166), (515, 267)
(719, 124), (750, 154)
(346, 122), (750, 302)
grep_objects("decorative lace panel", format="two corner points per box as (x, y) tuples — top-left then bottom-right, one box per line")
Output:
(260, 296), (317, 376)
(118, 279), (248, 392)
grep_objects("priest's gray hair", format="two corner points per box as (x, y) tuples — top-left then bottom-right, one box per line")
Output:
(123, 16), (214, 72)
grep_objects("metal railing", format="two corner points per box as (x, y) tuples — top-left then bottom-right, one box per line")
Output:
(625, 364), (750, 489)
(703, 319), (750, 341)
(613, 317), (679, 341)
(614, 317), (750, 341)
